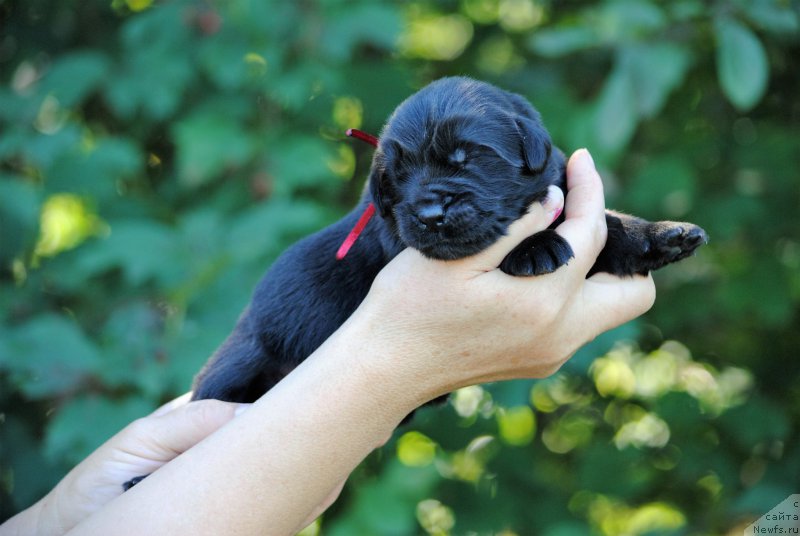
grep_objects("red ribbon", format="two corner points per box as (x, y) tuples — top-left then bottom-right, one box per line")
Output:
(336, 129), (379, 260)
(345, 128), (378, 147)
(335, 202), (376, 260)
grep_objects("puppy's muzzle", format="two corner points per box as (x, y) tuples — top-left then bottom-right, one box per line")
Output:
(415, 201), (446, 231)
(411, 189), (456, 232)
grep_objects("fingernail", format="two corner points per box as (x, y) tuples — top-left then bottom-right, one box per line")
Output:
(234, 404), (251, 417)
(542, 185), (564, 222)
(541, 185), (558, 209)
(550, 205), (563, 223)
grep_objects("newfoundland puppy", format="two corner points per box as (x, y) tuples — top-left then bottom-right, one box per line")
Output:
(189, 77), (706, 404)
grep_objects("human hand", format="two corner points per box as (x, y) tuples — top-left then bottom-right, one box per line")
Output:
(351, 149), (656, 406)
(1, 395), (249, 536)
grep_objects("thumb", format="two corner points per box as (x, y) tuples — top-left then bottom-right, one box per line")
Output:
(470, 185), (564, 271)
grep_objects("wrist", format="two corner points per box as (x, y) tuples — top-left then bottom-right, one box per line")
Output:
(332, 305), (451, 415)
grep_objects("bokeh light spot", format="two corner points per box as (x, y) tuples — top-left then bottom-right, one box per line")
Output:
(461, 0), (500, 24)
(498, 0), (545, 32)
(591, 351), (636, 399)
(327, 144), (356, 180)
(332, 96), (363, 131)
(417, 499), (456, 535)
(397, 431), (437, 467)
(400, 9), (474, 61)
(614, 412), (671, 449)
(452, 385), (485, 418)
(35, 194), (107, 259)
(497, 405), (536, 446)
(125, 0), (153, 12)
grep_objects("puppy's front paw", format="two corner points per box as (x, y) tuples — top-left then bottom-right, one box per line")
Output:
(500, 229), (574, 276)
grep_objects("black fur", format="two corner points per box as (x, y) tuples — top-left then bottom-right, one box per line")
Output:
(123, 77), (706, 489)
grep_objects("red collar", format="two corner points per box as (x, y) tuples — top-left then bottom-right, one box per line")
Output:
(336, 129), (379, 260)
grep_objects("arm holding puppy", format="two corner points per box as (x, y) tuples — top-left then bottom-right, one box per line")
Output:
(3, 149), (655, 536)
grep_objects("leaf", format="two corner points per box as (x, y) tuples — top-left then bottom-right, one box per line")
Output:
(104, 5), (194, 120)
(735, 0), (800, 35)
(44, 395), (155, 465)
(172, 111), (258, 188)
(322, 3), (402, 62)
(37, 51), (110, 108)
(21, 124), (83, 169)
(44, 137), (143, 200)
(714, 16), (770, 111)
(594, 0), (667, 40)
(0, 176), (41, 263)
(718, 396), (791, 450)
(325, 460), (440, 536)
(76, 220), (183, 286)
(624, 154), (697, 218)
(530, 0), (665, 57)
(622, 43), (692, 118)
(226, 198), (332, 263)
(98, 301), (165, 392)
(0, 415), (63, 511)
(197, 34), (254, 91)
(0, 87), (40, 125)
(0, 314), (102, 399)
(594, 64), (638, 153)
(268, 135), (339, 196)
(528, 27), (597, 58)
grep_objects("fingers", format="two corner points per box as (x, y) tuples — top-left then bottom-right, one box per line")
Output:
(555, 149), (608, 276)
(128, 399), (250, 459)
(472, 185), (564, 271)
(151, 392), (192, 417)
(579, 273), (656, 337)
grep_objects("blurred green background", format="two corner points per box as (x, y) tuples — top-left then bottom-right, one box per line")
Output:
(1, 0), (798, 533)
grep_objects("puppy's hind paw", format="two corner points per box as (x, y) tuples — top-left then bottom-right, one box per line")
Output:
(500, 229), (574, 276)
(653, 224), (708, 264)
(122, 474), (148, 491)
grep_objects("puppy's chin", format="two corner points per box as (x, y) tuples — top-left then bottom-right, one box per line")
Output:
(397, 224), (503, 261)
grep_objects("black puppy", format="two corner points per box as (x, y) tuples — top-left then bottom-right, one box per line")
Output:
(123, 77), (706, 489)
(190, 77), (706, 403)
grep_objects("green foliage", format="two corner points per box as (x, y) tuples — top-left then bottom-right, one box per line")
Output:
(1, 0), (798, 533)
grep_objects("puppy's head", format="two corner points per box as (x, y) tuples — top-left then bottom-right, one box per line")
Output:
(369, 77), (563, 260)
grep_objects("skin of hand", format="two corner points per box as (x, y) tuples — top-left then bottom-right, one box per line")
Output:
(355, 148), (656, 404)
(3, 149), (655, 536)
(0, 395), (250, 535)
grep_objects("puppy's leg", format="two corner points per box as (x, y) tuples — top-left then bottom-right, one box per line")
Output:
(191, 326), (285, 403)
(499, 212), (706, 277)
(589, 211), (707, 277)
(499, 229), (575, 276)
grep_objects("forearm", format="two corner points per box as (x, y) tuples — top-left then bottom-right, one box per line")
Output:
(1, 499), (48, 536)
(68, 312), (426, 536)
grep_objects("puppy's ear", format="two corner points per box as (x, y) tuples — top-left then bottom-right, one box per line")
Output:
(515, 115), (552, 174)
(369, 140), (405, 218)
(368, 165), (391, 218)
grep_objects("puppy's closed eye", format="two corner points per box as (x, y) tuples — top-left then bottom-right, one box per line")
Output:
(449, 148), (467, 166)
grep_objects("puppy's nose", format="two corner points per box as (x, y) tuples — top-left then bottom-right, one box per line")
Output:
(416, 203), (446, 230)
